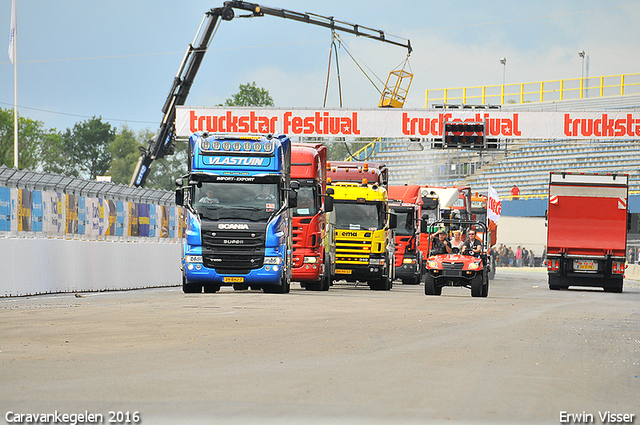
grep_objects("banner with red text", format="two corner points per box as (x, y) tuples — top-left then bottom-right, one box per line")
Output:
(176, 107), (640, 140)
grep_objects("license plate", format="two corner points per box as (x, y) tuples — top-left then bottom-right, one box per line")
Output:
(223, 276), (244, 283)
(574, 260), (596, 271)
(335, 269), (352, 275)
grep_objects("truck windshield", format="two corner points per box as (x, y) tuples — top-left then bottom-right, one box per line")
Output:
(192, 182), (280, 221)
(392, 208), (414, 236)
(334, 201), (384, 231)
(293, 185), (318, 217)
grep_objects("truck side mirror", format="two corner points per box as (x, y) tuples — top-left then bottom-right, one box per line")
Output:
(420, 220), (427, 233)
(324, 195), (334, 212)
(175, 188), (184, 206)
(288, 190), (298, 209)
(388, 212), (397, 229)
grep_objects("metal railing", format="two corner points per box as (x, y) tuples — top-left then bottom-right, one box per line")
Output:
(425, 72), (640, 107)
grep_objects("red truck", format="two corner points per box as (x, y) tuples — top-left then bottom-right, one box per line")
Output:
(546, 172), (628, 293)
(291, 143), (334, 291)
(388, 185), (424, 284)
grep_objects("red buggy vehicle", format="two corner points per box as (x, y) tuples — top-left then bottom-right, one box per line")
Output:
(424, 219), (490, 297)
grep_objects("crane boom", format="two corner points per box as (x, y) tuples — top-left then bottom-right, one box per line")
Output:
(131, 1), (411, 187)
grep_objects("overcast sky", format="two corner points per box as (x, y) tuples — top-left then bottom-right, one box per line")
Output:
(1, 0), (639, 134)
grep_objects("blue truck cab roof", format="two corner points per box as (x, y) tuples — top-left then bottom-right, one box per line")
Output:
(190, 133), (291, 175)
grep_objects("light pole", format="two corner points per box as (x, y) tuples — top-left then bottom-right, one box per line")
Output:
(500, 58), (507, 104)
(578, 51), (585, 98)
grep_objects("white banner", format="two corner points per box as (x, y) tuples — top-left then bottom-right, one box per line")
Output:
(176, 107), (640, 140)
(487, 183), (501, 224)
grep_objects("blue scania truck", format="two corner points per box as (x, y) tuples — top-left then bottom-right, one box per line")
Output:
(175, 132), (297, 293)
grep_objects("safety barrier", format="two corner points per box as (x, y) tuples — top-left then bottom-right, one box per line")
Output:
(425, 72), (640, 107)
(0, 166), (184, 297)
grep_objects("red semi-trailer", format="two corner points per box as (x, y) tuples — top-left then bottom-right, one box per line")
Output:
(546, 172), (628, 292)
(388, 185), (424, 284)
(291, 143), (334, 291)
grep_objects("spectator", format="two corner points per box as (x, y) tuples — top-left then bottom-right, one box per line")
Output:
(511, 184), (520, 200)
(528, 250), (535, 267)
(516, 245), (522, 267)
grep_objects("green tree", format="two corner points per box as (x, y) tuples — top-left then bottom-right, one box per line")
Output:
(108, 125), (145, 185)
(145, 136), (188, 191)
(224, 82), (274, 107)
(0, 107), (46, 170)
(39, 130), (67, 175)
(325, 141), (369, 161)
(61, 117), (116, 179)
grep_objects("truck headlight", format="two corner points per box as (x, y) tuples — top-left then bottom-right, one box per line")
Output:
(427, 260), (438, 268)
(303, 256), (319, 264)
(369, 258), (385, 266)
(264, 256), (282, 265)
(403, 258), (416, 264)
(185, 255), (203, 263)
(468, 262), (480, 270)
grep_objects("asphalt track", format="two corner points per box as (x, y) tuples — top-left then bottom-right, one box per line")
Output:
(0, 268), (638, 425)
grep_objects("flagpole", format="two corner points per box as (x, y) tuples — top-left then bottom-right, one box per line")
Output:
(13, 32), (18, 169)
(10, 0), (18, 168)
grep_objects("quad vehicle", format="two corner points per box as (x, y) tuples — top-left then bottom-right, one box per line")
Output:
(424, 219), (490, 297)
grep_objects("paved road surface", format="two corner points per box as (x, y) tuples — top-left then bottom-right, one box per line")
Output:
(1, 268), (638, 425)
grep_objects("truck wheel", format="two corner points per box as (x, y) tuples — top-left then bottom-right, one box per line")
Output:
(264, 273), (290, 294)
(203, 283), (220, 293)
(183, 281), (203, 293)
(233, 284), (249, 291)
(321, 269), (331, 291)
(304, 280), (321, 291)
(471, 274), (484, 297)
(424, 275), (441, 296)
(182, 274), (202, 293)
(603, 277), (623, 293)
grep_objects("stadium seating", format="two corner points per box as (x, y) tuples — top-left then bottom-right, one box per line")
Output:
(358, 139), (640, 197)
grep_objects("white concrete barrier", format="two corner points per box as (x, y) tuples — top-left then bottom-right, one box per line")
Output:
(0, 238), (182, 297)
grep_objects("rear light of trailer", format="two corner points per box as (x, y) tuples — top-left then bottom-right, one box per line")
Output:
(547, 259), (559, 271)
(612, 261), (625, 275)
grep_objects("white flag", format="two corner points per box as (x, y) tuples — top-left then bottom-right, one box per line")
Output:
(487, 182), (501, 223)
(8, 0), (16, 64)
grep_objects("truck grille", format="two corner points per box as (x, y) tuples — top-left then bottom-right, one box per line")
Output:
(201, 222), (267, 270)
(335, 237), (371, 264)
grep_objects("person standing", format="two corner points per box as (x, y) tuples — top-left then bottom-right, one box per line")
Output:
(511, 184), (520, 200)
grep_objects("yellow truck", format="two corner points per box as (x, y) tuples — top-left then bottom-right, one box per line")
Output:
(328, 180), (397, 290)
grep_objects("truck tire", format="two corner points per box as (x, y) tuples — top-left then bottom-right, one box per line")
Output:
(182, 274), (202, 293)
(183, 281), (203, 293)
(471, 274), (484, 297)
(264, 273), (291, 294)
(603, 277), (623, 293)
(203, 283), (220, 293)
(424, 275), (441, 296)
(304, 280), (321, 291)
(368, 278), (391, 291)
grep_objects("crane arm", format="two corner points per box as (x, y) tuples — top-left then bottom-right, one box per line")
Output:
(131, 1), (411, 187)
